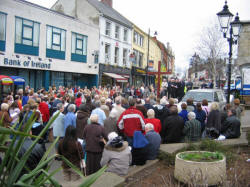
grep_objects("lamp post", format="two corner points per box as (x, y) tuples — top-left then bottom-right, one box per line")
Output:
(217, 1), (241, 104)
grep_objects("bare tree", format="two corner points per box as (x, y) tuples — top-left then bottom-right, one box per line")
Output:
(195, 21), (227, 82)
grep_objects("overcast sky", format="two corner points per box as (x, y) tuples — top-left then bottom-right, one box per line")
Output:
(28, 0), (250, 73)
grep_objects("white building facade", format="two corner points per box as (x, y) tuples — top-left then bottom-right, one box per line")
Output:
(0, 0), (99, 90)
(52, 0), (133, 86)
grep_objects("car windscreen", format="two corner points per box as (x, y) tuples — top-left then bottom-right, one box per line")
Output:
(182, 91), (213, 102)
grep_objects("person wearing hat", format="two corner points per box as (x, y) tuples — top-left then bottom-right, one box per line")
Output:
(100, 132), (131, 176)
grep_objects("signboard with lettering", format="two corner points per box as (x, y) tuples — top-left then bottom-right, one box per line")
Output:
(3, 58), (51, 70)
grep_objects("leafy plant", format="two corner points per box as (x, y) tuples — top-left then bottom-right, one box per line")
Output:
(0, 112), (106, 187)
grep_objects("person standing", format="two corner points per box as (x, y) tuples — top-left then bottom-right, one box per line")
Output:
(83, 114), (108, 175)
(144, 109), (162, 134)
(64, 104), (76, 134)
(91, 101), (106, 126)
(161, 79), (168, 97)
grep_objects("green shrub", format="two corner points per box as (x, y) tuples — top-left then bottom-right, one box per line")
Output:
(179, 151), (224, 162)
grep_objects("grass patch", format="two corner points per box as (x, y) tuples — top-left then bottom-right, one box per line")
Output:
(179, 151), (223, 162)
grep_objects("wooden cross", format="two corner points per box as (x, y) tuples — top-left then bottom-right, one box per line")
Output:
(148, 60), (172, 97)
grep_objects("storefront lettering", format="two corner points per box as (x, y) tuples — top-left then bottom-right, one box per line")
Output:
(3, 58), (51, 69)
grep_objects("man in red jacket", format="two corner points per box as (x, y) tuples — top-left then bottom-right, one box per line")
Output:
(39, 97), (50, 125)
(117, 98), (145, 146)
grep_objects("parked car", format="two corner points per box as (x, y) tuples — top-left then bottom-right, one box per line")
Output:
(177, 89), (227, 112)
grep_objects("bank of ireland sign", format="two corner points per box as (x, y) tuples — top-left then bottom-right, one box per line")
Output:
(1, 57), (51, 70)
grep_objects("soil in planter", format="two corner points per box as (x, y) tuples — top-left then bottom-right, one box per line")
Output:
(179, 151), (223, 162)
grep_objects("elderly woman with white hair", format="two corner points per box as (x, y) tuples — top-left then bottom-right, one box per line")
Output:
(83, 114), (108, 175)
(0, 103), (12, 128)
(145, 109), (162, 133)
(182, 112), (201, 142)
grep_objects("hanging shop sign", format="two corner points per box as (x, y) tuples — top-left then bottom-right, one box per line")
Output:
(3, 58), (51, 70)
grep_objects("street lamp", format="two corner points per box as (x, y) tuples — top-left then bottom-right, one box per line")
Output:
(217, 1), (241, 104)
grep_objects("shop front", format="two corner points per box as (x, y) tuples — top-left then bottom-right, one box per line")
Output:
(99, 64), (131, 87)
(131, 67), (155, 87)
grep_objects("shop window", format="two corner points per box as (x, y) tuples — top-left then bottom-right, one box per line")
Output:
(105, 21), (111, 36)
(0, 12), (6, 51)
(114, 47), (119, 64)
(123, 48), (127, 66)
(71, 32), (87, 63)
(46, 25), (66, 60)
(123, 29), (128, 42)
(115, 25), (120, 39)
(105, 43), (110, 64)
(15, 17), (40, 56)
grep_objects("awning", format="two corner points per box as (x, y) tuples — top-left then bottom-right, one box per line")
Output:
(10, 76), (25, 85)
(0, 75), (13, 85)
(103, 72), (128, 83)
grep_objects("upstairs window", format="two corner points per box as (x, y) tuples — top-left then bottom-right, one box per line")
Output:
(0, 12), (7, 51)
(123, 29), (128, 42)
(15, 17), (40, 55)
(123, 48), (128, 66)
(114, 47), (119, 64)
(105, 22), (111, 36)
(115, 25), (120, 39)
(105, 43), (111, 64)
(71, 32), (87, 63)
(46, 25), (66, 60)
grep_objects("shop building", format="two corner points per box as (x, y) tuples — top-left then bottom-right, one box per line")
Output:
(0, 0), (99, 90)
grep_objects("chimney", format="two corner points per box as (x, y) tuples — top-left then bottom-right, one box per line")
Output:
(101, 0), (113, 7)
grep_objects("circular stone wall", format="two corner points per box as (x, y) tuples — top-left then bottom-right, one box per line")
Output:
(174, 151), (226, 186)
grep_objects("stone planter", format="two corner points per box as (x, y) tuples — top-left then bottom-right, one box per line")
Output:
(174, 151), (226, 186)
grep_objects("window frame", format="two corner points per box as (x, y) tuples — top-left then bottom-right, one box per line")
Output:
(115, 25), (120, 39)
(71, 32), (88, 55)
(105, 21), (111, 36)
(123, 48), (128, 66)
(114, 47), (119, 64)
(123, 28), (128, 42)
(15, 16), (40, 47)
(105, 43), (111, 64)
(46, 25), (66, 52)
(0, 12), (7, 51)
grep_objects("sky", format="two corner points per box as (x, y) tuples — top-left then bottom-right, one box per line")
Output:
(27, 0), (250, 74)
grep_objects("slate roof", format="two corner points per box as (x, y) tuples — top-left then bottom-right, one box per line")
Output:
(87, 0), (132, 28)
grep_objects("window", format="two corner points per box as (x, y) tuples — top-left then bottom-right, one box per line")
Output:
(123, 48), (128, 66)
(133, 31), (144, 47)
(0, 12), (6, 51)
(115, 25), (120, 39)
(15, 17), (40, 55)
(46, 25), (66, 59)
(134, 49), (143, 67)
(114, 47), (119, 64)
(123, 29), (128, 42)
(71, 32), (87, 63)
(105, 22), (111, 36)
(105, 43), (110, 64)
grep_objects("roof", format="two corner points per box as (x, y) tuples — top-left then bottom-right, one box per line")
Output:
(87, 0), (132, 28)
(240, 20), (250, 25)
(15, 0), (76, 20)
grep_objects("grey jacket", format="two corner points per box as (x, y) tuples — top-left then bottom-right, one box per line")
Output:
(100, 141), (131, 176)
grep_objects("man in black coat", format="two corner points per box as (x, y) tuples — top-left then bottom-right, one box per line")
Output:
(221, 108), (241, 139)
(161, 106), (185, 143)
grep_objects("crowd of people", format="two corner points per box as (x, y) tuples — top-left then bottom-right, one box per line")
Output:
(0, 81), (243, 181)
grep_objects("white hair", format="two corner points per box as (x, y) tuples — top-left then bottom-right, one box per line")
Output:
(188, 112), (196, 120)
(145, 123), (154, 130)
(90, 114), (98, 123)
(147, 109), (155, 118)
(160, 98), (167, 105)
(1, 103), (9, 111)
(67, 104), (76, 112)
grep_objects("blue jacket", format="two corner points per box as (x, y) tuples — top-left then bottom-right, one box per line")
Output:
(194, 110), (206, 129)
(145, 130), (161, 160)
(64, 112), (76, 135)
(179, 110), (188, 123)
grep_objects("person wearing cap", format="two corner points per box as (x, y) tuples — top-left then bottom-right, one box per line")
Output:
(100, 132), (131, 176)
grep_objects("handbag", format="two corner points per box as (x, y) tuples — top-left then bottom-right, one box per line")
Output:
(76, 142), (86, 176)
